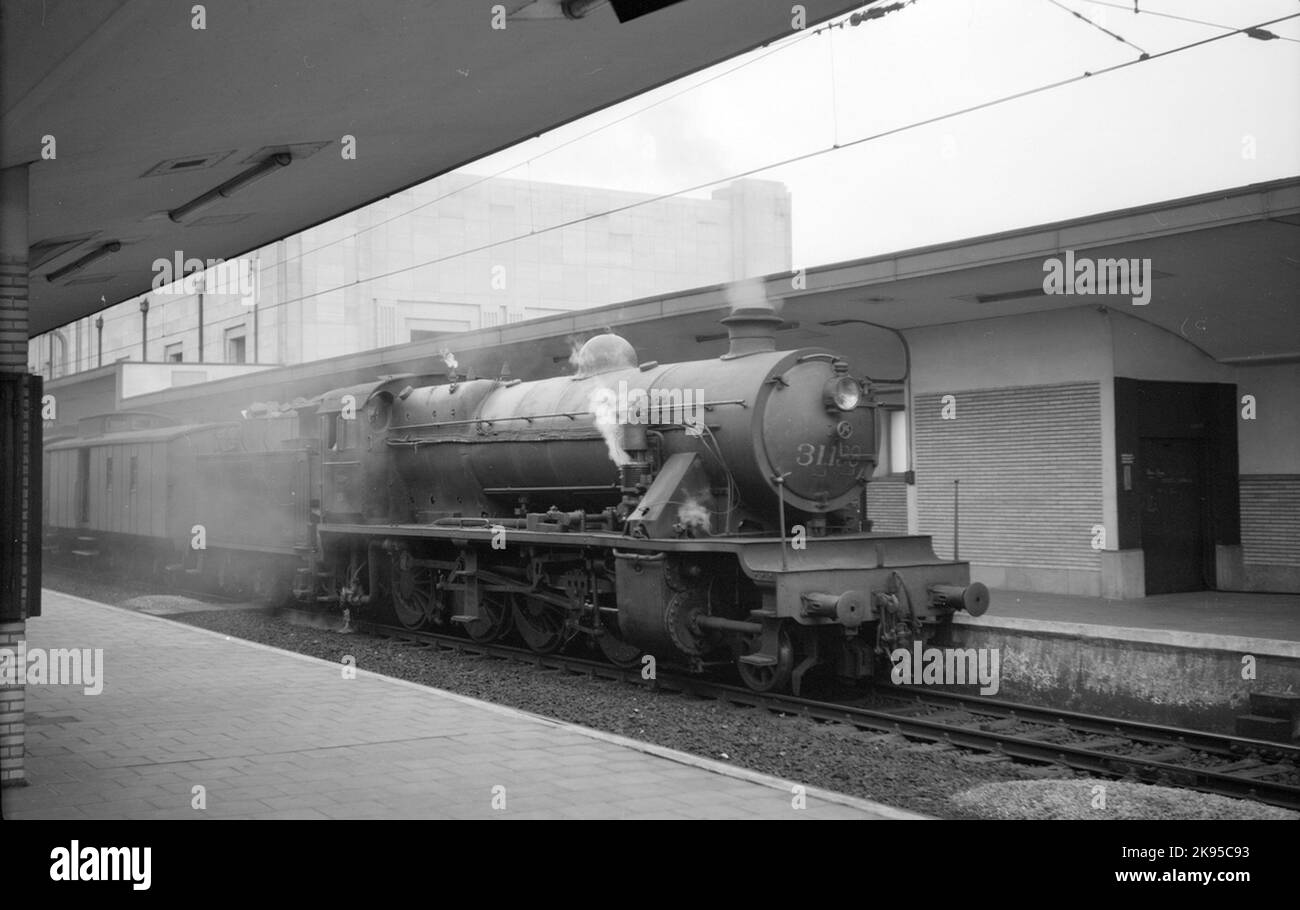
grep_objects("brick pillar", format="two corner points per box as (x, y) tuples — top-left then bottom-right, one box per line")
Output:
(1, 164), (30, 788)
(0, 624), (24, 786)
(0, 166), (27, 369)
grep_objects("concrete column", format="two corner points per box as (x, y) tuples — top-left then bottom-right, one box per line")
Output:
(0, 163), (30, 788)
(713, 179), (793, 281)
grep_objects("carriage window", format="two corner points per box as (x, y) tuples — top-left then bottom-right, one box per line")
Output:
(129, 455), (139, 493)
(105, 455), (113, 490)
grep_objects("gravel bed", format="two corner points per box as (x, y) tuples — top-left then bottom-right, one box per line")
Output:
(952, 779), (1299, 820)
(44, 567), (182, 606)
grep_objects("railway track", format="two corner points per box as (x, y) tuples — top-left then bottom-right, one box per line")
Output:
(342, 616), (1300, 811)
(45, 562), (250, 605)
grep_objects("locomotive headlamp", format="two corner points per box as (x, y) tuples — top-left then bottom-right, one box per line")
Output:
(824, 376), (862, 413)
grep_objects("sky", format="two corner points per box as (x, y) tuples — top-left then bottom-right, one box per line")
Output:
(466, 0), (1300, 270)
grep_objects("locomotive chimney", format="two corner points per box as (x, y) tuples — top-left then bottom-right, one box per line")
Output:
(721, 306), (782, 359)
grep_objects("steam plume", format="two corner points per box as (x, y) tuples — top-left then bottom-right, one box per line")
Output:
(723, 276), (780, 315)
(677, 498), (711, 536)
(567, 335), (587, 372)
(588, 387), (630, 467)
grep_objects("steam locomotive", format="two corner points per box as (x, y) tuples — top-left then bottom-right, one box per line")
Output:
(44, 306), (988, 693)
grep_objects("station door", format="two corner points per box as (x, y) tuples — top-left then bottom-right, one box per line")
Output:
(1140, 437), (1209, 594)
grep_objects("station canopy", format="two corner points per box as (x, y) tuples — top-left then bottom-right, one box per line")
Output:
(1, 0), (861, 335)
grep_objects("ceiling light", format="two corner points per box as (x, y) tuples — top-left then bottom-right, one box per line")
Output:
(46, 241), (121, 283)
(168, 153), (292, 224)
(607, 0), (686, 21)
(562, 0), (607, 17)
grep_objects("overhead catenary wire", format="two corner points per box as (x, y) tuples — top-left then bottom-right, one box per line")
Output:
(1083, 0), (1300, 44)
(1045, 0), (1149, 57)
(45, 8), (1300, 368)
(206, 9), (1300, 327)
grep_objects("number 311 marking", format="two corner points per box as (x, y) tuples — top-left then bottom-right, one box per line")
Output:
(795, 443), (865, 467)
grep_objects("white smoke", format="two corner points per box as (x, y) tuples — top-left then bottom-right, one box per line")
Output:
(567, 335), (587, 372)
(724, 276), (781, 315)
(438, 348), (459, 372)
(280, 608), (350, 633)
(677, 498), (711, 536)
(588, 387), (631, 467)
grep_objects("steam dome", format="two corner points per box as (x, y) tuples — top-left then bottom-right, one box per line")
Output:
(572, 334), (638, 376)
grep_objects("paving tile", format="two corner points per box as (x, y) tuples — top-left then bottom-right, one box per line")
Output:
(78, 797), (171, 819)
(197, 799), (276, 817)
(5, 590), (911, 821)
(244, 808), (334, 820)
(5, 804), (90, 820)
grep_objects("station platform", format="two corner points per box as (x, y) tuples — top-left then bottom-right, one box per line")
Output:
(963, 588), (1300, 651)
(2, 590), (916, 820)
(942, 588), (1300, 733)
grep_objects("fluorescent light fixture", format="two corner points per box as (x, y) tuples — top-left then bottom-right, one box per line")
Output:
(45, 241), (121, 283)
(562, 0), (606, 16)
(606, 0), (686, 22)
(168, 152), (292, 224)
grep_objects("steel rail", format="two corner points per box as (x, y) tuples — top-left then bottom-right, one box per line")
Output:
(875, 686), (1300, 760)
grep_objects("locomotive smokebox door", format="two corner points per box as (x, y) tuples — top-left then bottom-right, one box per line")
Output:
(757, 357), (876, 514)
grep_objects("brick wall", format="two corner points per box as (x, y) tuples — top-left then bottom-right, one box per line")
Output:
(0, 162), (28, 373)
(0, 622), (25, 785)
(0, 259), (27, 369)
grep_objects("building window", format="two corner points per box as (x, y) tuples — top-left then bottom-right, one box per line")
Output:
(225, 327), (247, 363)
(164, 343), (183, 363)
(875, 407), (910, 476)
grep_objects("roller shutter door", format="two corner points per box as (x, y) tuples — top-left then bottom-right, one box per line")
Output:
(913, 383), (1103, 569)
(866, 477), (907, 534)
(1241, 475), (1300, 566)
